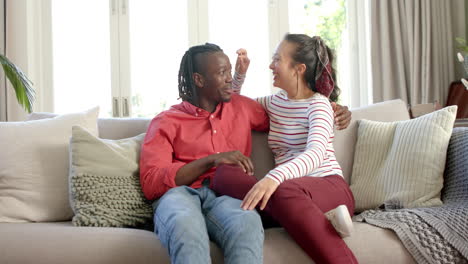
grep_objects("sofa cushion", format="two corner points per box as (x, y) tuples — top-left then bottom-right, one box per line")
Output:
(442, 127), (468, 202)
(333, 99), (411, 184)
(0, 222), (172, 264)
(0, 222), (414, 264)
(0, 107), (99, 222)
(69, 126), (153, 227)
(350, 106), (457, 212)
(264, 223), (414, 264)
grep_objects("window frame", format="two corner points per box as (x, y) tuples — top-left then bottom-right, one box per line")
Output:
(20, 0), (293, 116)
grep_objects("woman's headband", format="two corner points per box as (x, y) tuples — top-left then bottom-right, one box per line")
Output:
(312, 36), (335, 98)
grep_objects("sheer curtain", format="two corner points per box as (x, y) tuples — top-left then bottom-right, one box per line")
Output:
(2, 0), (52, 121)
(347, 0), (465, 108)
(0, 0), (5, 121)
(370, 0), (456, 106)
(347, 0), (372, 108)
(2, 0), (31, 121)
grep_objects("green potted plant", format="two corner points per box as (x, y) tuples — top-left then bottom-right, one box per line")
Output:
(455, 37), (468, 89)
(0, 54), (35, 113)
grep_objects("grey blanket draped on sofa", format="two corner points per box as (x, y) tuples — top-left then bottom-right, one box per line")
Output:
(356, 127), (468, 264)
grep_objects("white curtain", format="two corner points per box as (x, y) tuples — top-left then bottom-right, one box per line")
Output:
(0, 0), (5, 121)
(2, 0), (29, 121)
(370, 0), (456, 106)
(2, 0), (49, 121)
(347, 0), (372, 108)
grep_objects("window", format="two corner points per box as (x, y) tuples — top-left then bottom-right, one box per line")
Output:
(208, 0), (271, 98)
(288, 0), (349, 105)
(129, 1), (189, 117)
(48, 0), (350, 117)
(51, 0), (112, 116)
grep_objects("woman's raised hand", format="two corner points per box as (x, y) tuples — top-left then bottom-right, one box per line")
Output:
(235, 48), (250, 75)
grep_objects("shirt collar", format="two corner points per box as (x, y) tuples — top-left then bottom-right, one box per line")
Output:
(179, 100), (223, 118)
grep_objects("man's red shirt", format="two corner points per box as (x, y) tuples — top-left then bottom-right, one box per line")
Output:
(140, 94), (269, 200)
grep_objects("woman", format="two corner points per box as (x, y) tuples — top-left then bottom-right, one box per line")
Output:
(213, 34), (357, 264)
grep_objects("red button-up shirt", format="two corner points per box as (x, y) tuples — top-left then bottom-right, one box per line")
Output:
(140, 94), (269, 200)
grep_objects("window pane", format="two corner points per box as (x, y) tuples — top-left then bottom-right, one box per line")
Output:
(51, 0), (112, 116)
(129, 1), (188, 117)
(288, 0), (349, 105)
(208, 0), (270, 99)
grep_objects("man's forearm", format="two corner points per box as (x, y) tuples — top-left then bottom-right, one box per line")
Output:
(175, 154), (217, 186)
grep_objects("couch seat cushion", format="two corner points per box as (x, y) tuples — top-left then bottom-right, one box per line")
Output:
(0, 222), (414, 264)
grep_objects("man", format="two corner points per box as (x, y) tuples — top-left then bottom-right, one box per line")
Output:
(140, 43), (351, 264)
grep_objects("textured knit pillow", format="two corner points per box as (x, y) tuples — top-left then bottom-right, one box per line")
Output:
(69, 126), (153, 227)
(0, 107), (99, 222)
(442, 127), (468, 202)
(350, 106), (457, 212)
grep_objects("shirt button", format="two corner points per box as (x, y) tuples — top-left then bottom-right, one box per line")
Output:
(216, 152), (220, 154)
(195, 113), (198, 117)
(213, 129), (217, 134)
(210, 115), (214, 119)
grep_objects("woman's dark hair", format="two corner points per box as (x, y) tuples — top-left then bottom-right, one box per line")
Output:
(178, 43), (223, 104)
(283, 34), (341, 102)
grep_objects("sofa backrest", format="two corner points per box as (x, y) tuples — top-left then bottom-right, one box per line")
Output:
(29, 99), (410, 184)
(334, 99), (410, 183)
(250, 99), (411, 183)
(27, 112), (152, 140)
(98, 99), (410, 182)
(95, 117), (276, 180)
(98, 118), (151, 139)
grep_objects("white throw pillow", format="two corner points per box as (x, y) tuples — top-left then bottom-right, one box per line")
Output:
(0, 107), (99, 222)
(350, 106), (457, 212)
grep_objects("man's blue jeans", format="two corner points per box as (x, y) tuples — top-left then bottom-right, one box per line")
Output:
(153, 185), (264, 264)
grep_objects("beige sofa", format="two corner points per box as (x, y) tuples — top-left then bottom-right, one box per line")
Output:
(0, 99), (416, 264)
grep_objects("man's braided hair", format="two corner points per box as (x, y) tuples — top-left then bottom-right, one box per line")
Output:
(178, 43), (223, 105)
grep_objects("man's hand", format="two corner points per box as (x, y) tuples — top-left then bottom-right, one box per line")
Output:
(241, 177), (279, 211)
(214, 150), (254, 175)
(331, 102), (352, 130)
(235, 48), (250, 75)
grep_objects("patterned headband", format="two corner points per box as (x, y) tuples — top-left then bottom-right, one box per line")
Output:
(312, 36), (334, 98)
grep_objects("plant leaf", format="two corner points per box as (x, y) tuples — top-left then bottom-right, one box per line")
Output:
(455, 37), (468, 53)
(0, 54), (35, 113)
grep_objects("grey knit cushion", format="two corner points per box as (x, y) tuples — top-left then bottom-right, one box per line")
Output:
(69, 126), (153, 227)
(442, 127), (468, 203)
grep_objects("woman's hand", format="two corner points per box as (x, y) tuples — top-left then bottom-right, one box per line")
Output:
(235, 48), (250, 75)
(241, 177), (279, 211)
(331, 102), (352, 130)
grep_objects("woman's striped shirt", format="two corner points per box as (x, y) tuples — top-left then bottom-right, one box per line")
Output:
(233, 73), (343, 184)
